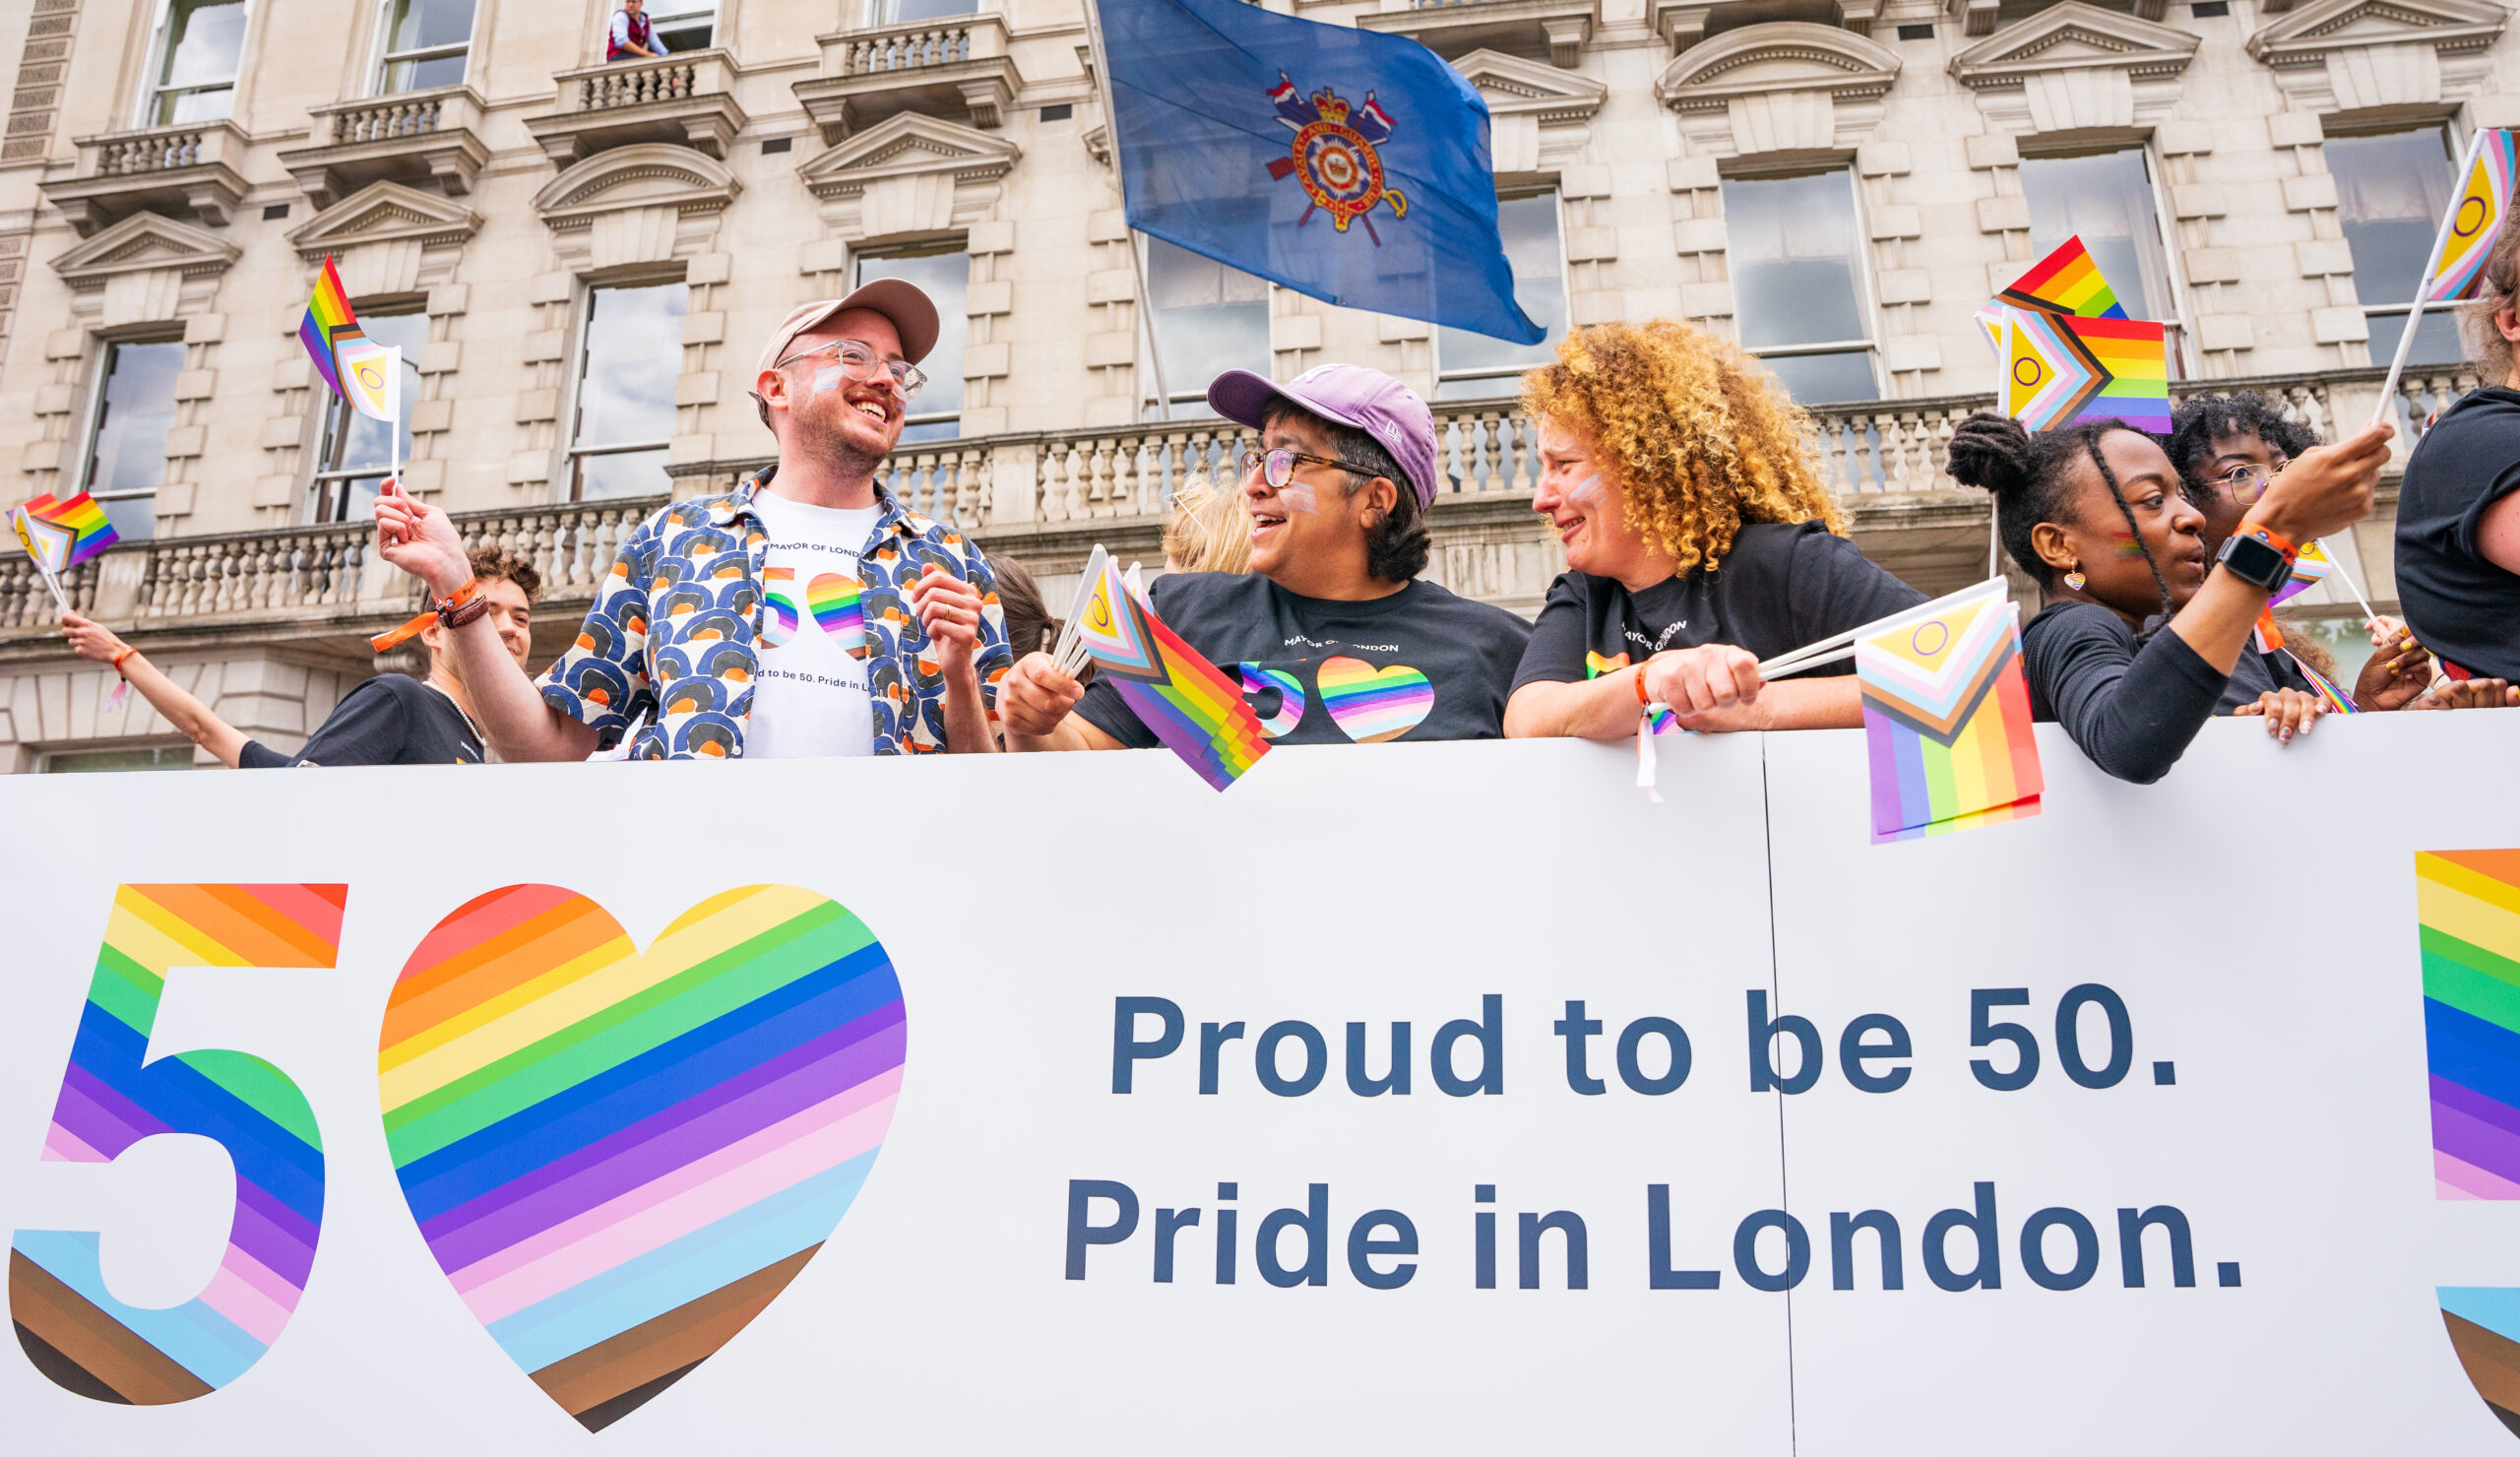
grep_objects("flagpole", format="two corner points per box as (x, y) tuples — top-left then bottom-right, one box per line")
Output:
(34, 563), (70, 616)
(1079, 0), (1175, 422)
(2368, 125), (2487, 431)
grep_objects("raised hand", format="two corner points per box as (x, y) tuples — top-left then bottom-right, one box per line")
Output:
(59, 609), (129, 665)
(372, 476), (472, 598)
(2353, 625), (2435, 712)
(2244, 423), (2390, 544)
(997, 651), (1086, 737)
(910, 564), (984, 674)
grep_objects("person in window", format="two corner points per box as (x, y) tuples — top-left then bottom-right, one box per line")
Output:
(56, 547), (540, 768)
(1945, 411), (2390, 784)
(995, 363), (1532, 749)
(1502, 319), (1924, 737)
(2395, 213), (2520, 683)
(2168, 391), (2444, 712)
(607, 0), (661, 60)
(373, 281), (1010, 760)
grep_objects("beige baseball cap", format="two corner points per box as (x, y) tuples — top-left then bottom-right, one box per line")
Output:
(754, 280), (940, 373)
(750, 279), (940, 427)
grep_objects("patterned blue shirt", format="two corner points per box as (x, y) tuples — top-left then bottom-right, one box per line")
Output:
(538, 469), (1009, 759)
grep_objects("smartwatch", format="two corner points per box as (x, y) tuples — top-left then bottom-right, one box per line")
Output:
(2214, 532), (2294, 594)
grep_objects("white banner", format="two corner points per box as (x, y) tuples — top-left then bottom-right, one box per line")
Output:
(1, 715), (2515, 1452)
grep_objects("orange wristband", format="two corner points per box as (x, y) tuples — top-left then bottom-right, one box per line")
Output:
(370, 577), (480, 653)
(1633, 660), (1653, 708)
(109, 646), (135, 675)
(2240, 522), (2299, 564)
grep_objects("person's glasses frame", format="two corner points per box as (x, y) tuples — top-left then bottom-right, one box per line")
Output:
(2209, 457), (2287, 508)
(775, 338), (926, 403)
(1239, 447), (1377, 491)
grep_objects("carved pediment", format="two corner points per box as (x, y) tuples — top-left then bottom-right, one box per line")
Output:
(286, 181), (479, 261)
(1452, 49), (1608, 123)
(797, 111), (1022, 198)
(2248, 0), (2507, 68)
(50, 210), (239, 285)
(1949, 3), (2198, 88)
(533, 143), (742, 226)
(1657, 21), (1902, 107)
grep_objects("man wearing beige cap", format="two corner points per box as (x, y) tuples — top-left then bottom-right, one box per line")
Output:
(373, 280), (1010, 759)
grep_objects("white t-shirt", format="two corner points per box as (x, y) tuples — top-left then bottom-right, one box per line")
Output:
(745, 490), (884, 760)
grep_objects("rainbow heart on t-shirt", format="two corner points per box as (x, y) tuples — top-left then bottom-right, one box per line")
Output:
(1238, 664), (1306, 738)
(1317, 656), (1432, 743)
(761, 568), (800, 649)
(808, 574), (866, 661)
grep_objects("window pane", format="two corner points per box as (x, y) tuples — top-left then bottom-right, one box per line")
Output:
(384, 52), (468, 92)
(156, 84), (235, 125)
(86, 341), (186, 541)
(577, 448), (669, 501)
(858, 249), (968, 437)
(2367, 307), (2466, 368)
(651, 0), (715, 47)
(1723, 170), (1867, 349)
(41, 745), (198, 773)
(2019, 150), (2178, 322)
(159, 0), (247, 91)
(869, 0), (976, 23)
(1438, 192), (1566, 381)
(312, 311), (426, 521)
(2329, 128), (2454, 310)
(573, 282), (688, 451)
(387, 0), (476, 54)
(1146, 237), (1267, 403)
(1758, 349), (1877, 407)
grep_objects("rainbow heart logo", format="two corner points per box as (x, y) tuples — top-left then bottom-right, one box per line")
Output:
(1315, 656), (1432, 743)
(809, 574), (866, 660)
(377, 884), (906, 1431)
(761, 568), (800, 649)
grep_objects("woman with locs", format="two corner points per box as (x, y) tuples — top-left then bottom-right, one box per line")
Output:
(1944, 411), (2391, 784)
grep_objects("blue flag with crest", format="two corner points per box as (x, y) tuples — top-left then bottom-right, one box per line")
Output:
(1100, 0), (1544, 345)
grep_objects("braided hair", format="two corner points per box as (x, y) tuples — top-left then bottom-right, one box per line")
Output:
(1945, 412), (2176, 622)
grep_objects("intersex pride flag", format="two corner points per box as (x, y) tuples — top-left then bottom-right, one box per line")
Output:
(1100, 0), (1543, 345)
(1073, 557), (1270, 792)
(1855, 579), (2043, 844)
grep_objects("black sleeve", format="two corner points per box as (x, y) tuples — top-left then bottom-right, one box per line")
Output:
(2025, 606), (2228, 785)
(236, 739), (293, 769)
(273, 677), (416, 768)
(1508, 573), (1593, 694)
(1786, 527), (1930, 675)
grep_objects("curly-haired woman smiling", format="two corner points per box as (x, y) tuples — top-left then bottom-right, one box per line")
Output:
(1504, 320), (1925, 736)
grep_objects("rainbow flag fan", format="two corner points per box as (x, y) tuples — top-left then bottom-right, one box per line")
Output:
(297, 254), (366, 400)
(1072, 555), (1270, 791)
(1856, 578), (2044, 844)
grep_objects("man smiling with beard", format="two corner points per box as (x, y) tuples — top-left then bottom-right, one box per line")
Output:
(997, 363), (1530, 751)
(373, 282), (1009, 760)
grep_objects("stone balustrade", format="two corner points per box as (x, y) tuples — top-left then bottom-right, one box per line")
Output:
(98, 128), (207, 174)
(838, 24), (975, 74)
(0, 368), (2450, 649)
(579, 57), (704, 110)
(327, 95), (446, 145)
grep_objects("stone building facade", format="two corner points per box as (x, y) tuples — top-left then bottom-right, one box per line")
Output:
(0, 0), (2503, 769)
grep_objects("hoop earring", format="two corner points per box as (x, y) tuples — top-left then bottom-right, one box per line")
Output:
(2063, 567), (2087, 593)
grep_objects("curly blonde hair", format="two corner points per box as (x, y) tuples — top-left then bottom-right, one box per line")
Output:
(1520, 320), (1845, 577)
(1162, 472), (1253, 574)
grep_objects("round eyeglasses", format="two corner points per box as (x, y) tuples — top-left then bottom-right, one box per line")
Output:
(2211, 461), (2283, 507)
(776, 339), (926, 403)
(1238, 448), (1376, 491)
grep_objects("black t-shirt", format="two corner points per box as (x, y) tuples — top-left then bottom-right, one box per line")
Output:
(1509, 521), (1926, 693)
(239, 673), (482, 768)
(2397, 385), (2520, 678)
(2024, 602), (2236, 785)
(1072, 572), (1533, 747)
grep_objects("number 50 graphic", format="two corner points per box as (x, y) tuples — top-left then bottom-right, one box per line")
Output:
(10, 884), (346, 1405)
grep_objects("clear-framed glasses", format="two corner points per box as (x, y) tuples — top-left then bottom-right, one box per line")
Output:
(775, 338), (926, 402)
(2211, 460), (2283, 507)
(1238, 447), (1374, 491)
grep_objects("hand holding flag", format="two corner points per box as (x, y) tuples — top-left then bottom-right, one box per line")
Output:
(1067, 553), (1270, 791)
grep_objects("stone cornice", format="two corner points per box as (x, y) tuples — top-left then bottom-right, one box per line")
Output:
(1948, 1), (2200, 91)
(2246, 0), (2508, 70)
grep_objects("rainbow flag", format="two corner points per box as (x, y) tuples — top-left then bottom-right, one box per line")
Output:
(1075, 557), (1270, 791)
(296, 254), (366, 399)
(2426, 129), (2517, 303)
(2069, 316), (2171, 432)
(12, 490), (119, 572)
(2418, 849), (2520, 1431)
(1977, 234), (2129, 357)
(1855, 579), (2044, 844)
(2271, 538), (2337, 607)
(2294, 656), (2357, 715)
(2003, 235), (2128, 320)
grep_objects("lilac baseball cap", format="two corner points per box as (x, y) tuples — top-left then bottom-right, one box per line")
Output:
(1207, 363), (1441, 513)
